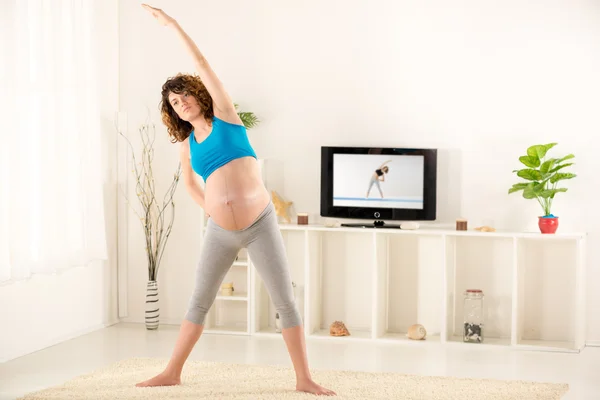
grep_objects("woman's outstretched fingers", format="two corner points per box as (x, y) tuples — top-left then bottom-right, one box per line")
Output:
(141, 3), (174, 26)
(141, 3), (157, 13)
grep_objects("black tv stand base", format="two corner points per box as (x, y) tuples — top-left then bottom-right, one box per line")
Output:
(341, 220), (401, 229)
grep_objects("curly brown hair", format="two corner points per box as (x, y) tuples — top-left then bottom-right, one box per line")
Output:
(160, 73), (214, 143)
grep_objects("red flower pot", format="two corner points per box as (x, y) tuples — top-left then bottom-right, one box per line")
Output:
(538, 216), (559, 234)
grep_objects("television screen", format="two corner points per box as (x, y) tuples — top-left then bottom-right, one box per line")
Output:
(321, 146), (437, 226)
(332, 153), (424, 210)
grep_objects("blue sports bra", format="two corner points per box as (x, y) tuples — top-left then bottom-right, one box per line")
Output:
(189, 116), (257, 182)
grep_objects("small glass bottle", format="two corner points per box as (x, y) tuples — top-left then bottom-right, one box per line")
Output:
(463, 289), (484, 343)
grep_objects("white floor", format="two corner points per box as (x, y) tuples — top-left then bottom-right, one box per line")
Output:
(1, 322), (599, 399)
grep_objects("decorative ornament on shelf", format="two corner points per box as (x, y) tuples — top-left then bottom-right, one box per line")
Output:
(329, 321), (351, 337)
(297, 213), (308, 225)
(400, 221), (419, 230)
(475, 226), (496, 232)
(271, 191), (293, 223)
(463, 289), (485, 343)
(324, 219), (341, 228)
(406, 324), (427, 340)
(116, 115), (182, 330)
(508, 143), (576, 234)
(221, 282), (234, 296)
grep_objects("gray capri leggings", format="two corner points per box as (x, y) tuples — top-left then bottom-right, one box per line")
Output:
(185, 201), (302, 329)
(367, 176), (382, 194)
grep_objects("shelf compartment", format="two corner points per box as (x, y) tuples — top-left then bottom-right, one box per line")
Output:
(307, 230), (374, 340)
(205, 299), (248, 334)
(253, 230), (305, 334)
(379, 332), (442, 344)
(445, 235), (513, 346)
(222, 264), (248, 291)
(446, 335), (511, 347)
(374, 233), (445, 342)
(310, 328), (372, 340)
(515, 237), (583, 351)
(253, 326), (282, 338)
(516, 339), (579, 352)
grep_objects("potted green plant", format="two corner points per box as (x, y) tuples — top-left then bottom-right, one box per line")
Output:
(508, 143), (576, 234)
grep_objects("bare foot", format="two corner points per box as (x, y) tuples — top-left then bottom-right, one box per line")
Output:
(135, 371), (181, 387)
(296, 379), (336, 396)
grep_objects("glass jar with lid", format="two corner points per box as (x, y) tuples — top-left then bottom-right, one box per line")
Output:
(463, 289), (484, 343)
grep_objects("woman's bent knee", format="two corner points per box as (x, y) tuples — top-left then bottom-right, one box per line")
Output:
(184, 305), (210, 325)
(276, 300), (302, 329)
(184, 289), (214, 325)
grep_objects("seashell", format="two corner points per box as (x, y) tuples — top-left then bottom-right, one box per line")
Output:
(220, 282), (234, 296)
(329, 321), (351, 336)
(475, 225), (496, 232)
(407, 324), (427, 340)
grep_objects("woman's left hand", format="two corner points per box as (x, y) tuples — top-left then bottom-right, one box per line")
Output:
(142, 4), (175, 26)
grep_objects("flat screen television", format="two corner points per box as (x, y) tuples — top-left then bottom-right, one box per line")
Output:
(320, 146), (437, 228)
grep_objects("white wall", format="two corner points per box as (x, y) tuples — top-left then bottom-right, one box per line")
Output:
(118, 0), (600, 342)
(0, 262), (117, 362)
(0, 1), (120, 362)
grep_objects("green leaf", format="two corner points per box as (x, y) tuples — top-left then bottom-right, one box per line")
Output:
(533, 181), (547, 193)
(540, 188), (568, 198)
(527, 143), (557, 159)
(522, 183), (538, 199)
(550, 172), (576, 183)
(237, 111), (259, 129)
(519, 155), (540, 168)
(516, 169), (543, 181)
(234, 103), (260, 129)
(549, 162), (574, 174)
(539, 188), (567, 198)
(539, 159), (556, 174)
(508, 183), (529, 194)
(556, 154), (574, 164)
(539, 190), (552, 198)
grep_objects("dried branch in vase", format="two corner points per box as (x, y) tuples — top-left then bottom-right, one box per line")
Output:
(116, 119), (182, 282)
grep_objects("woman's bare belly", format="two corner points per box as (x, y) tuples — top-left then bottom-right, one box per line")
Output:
(203, 157), (271, 231)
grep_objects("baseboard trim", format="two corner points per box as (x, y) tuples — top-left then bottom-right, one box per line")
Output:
(585, 341), (600, 347)
(0, 319), (121, 363)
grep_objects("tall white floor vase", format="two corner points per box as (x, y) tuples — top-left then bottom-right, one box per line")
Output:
(145, 281), (159, 330)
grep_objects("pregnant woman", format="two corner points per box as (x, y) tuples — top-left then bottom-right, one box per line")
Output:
(135, 4), (335, 396)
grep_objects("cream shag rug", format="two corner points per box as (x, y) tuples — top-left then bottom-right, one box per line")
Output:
(19, 357), (568, 400)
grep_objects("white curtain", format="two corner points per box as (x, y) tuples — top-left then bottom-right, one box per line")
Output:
(0, 0), (107, 283)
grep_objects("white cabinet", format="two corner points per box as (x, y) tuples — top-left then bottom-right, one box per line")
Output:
(201, 217), (587, 353)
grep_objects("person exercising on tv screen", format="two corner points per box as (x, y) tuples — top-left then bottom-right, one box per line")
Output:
(366, 160), (391, 198)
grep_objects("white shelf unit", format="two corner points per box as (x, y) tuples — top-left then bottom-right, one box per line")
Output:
(200, 218), (586, 352)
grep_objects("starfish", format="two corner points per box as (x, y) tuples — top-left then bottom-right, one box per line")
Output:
(271, 191), (293, 223)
